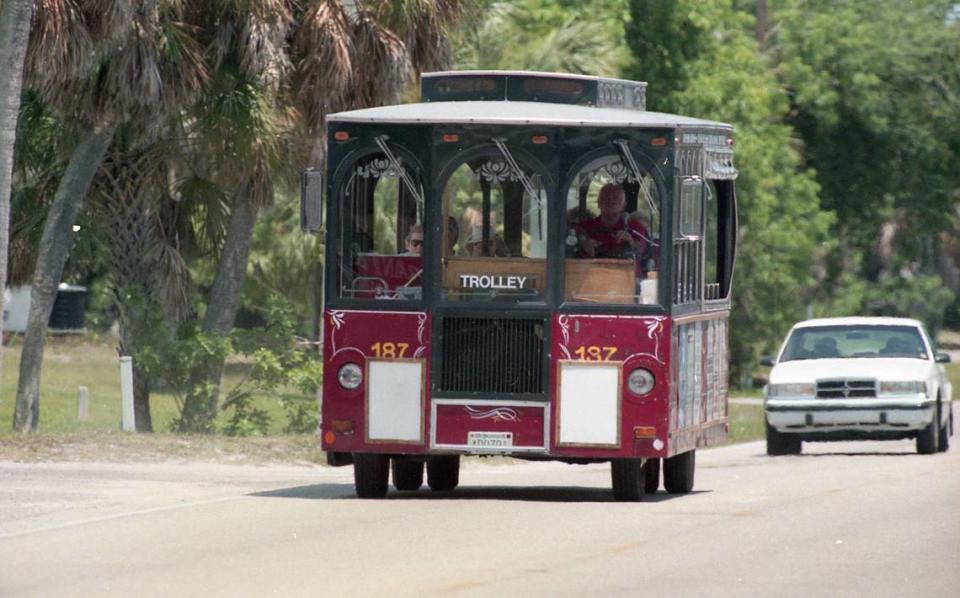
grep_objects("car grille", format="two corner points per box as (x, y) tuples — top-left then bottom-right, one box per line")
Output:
(439, 316), (545, 395)
(816, 379), (877, 399)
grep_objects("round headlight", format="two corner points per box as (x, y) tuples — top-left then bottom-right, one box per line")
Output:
(627, 368), (655, 396)
(337, 363), (363, 390)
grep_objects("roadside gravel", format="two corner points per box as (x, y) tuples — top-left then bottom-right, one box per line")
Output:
(0, 432), (326, 466)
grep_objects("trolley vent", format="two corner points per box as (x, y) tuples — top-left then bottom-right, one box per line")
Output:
(440, 316), (545, 395)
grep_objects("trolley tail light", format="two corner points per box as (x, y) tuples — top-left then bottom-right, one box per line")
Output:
(633, 426), (657, 439)
(331, 420), (355, 435)
(442, 134), (459, 142)
(334, 131), (350, 141)
(531, 135), (549, 144)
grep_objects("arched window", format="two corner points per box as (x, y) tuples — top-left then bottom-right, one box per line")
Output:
(440, 150), (548, 302)
(336, 150), (423, 300)
(563, 153), (662, 304)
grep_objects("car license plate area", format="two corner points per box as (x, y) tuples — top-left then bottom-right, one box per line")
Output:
(468, 431), (513, 448)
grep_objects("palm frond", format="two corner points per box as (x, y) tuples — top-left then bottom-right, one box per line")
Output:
(236, 3), (292, 94)
(290, 0), (355, 127)
(376, 0), (465, 72)
(81, 0), (133, 45)
(348, 7), (409, 109)
(26, 0), (96, 109)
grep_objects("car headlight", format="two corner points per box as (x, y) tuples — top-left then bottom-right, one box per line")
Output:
(879, 380), (925, 395)
(766, 383), (815, 398)
(627, 368), (655, 396)
(337, 363), (363, 390)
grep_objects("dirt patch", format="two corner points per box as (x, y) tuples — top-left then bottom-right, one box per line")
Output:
(0, 431), (327, 466)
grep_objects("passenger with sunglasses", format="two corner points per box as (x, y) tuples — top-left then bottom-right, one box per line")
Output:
(402, 224), (424, 256)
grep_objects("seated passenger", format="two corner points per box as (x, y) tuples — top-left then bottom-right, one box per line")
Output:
(401, 224), (423, 256)
(576, 184), (648, 260)
(465, 225), (509, 257)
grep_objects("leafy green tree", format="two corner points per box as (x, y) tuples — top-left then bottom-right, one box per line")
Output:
(454, 0), (630, 74)
(769, 0), (960, 314)
(627, 0), (831, 382)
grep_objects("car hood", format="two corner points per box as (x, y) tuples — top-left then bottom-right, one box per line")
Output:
(770, 358), (932, 383)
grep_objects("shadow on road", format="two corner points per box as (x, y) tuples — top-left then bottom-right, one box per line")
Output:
(251, 484), (704, 503)
(795, 451), (920, 458)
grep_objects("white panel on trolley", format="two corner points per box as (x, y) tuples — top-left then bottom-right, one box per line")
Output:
(558, 361), (621, 447)
(367, 359), (424, 443)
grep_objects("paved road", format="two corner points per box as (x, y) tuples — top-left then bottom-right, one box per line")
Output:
(2, 436), (958, 598)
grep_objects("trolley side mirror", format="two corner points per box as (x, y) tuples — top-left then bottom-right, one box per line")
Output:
(935, 352), (951, 364)
(759, 355), (775, 367)
(300, 168), (324, 233)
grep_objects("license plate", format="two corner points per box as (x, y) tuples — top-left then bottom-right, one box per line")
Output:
(467, 431), (514, 448)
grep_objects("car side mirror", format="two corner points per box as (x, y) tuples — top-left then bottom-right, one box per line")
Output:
(759, 355), (775, 367)
(300, 168), (324, 233)
(935, 352), (951, 364)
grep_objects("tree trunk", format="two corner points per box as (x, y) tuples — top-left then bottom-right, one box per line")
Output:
(179, 186), (260, 431)
(12, 123), (115, 432)
(0, 0), (33, 394)
(116, 305), (154, 432)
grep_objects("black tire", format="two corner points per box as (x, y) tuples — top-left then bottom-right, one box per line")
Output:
(391, 458), (424, 491)
(353, 453), (389, 498)
(643, 458), (661, 494)
(611, 458), (647, 502)
(936, 402), (950, 452)
(766, 423), (802, 456)
(663, 450), (695, 494)
(426, 455), (460, 491)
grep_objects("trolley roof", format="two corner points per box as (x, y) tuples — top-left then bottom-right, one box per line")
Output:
(326, 100), (732, 129)
(328, 70), (731, 130)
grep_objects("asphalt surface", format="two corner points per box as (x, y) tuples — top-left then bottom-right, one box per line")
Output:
(1, 432), (958, 597)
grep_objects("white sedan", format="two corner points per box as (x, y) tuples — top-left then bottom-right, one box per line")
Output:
(762, 317), (953, 455)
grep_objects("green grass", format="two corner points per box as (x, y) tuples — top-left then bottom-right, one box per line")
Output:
(0, 335), (306, 436)
(727, 403), (765, 444)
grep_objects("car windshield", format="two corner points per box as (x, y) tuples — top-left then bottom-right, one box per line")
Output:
(780, 325), (928, 361)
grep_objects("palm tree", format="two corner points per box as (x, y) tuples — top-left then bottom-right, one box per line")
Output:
(13, 0), (207, 432)
(453, 0), (629, 75)
(0, 0), (33, 395)
(174, 0), (467, 432)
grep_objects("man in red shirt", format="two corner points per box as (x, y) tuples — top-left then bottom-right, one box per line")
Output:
(576, 183), (648, 260)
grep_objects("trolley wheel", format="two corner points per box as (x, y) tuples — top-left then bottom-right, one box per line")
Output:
(610, 458), (647, 502)
(353, 453), (389, 498)
(766, 423), (802, 456)
(426, 455), (460, 491)
(663, 450), (695, 494)
(644, 458), (661, 494)
(391, 458), (424, 491)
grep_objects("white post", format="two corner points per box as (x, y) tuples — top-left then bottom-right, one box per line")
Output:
(77, 386), (89, 421)
(119, 356), (135, 431)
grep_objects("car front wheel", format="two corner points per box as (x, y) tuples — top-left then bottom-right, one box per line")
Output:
(766, 423), (801, 456)
(916, 408), (939, 455)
